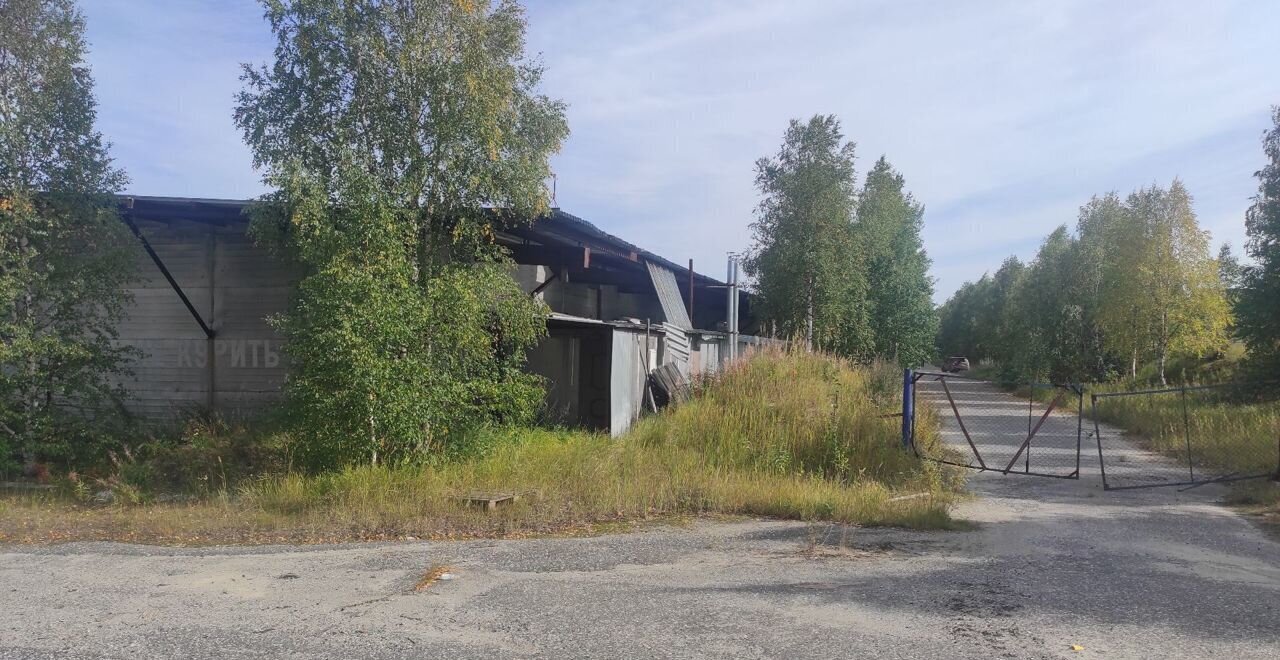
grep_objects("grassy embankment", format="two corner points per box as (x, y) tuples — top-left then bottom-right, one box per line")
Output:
(0, 349), (963, 545)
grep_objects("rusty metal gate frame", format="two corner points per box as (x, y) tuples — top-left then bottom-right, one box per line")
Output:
(910, 371), (1084, 480)
(1091, 385), (1280, 491)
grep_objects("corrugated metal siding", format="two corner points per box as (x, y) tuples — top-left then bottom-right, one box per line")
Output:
(610, 329), (653, 436)
(662, 323), (691, 376)
(645, 261), (692, 330)
(699, 339), (720, 375)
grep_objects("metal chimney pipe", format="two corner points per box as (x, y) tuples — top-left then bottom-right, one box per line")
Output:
(687, 258), (695, 323)
(726, 254), (739, 361)
(733, 258), (740, 357)
(726, 255), (735, 361)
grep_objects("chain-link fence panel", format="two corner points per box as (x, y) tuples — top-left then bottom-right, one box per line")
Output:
(1092, 384), (1280, 491)
(912, 371), (1082, 479)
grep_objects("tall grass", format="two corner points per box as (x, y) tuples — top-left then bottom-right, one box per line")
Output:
(0, 349), (962, 544)
(1089, 384), (1280, 478)
(242, 350), (958, 533)
(630, 351), (930, 482)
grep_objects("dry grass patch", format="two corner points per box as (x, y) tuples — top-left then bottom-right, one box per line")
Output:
(1, 349), (964, 545)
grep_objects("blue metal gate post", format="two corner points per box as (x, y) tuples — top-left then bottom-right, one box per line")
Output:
(902, 369), (914, 449)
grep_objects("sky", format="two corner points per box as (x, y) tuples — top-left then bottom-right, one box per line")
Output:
(81, 0), (1280, 302)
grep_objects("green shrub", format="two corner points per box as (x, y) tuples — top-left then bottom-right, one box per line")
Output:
(274, 253), (548, 471)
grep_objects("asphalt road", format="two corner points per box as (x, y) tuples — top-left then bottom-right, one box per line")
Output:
(2, 379), (1278, 659)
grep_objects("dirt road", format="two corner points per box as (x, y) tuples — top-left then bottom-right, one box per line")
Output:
(2, 379), (1278, 659)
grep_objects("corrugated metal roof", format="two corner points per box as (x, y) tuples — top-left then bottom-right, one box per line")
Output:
(546, 209), (726, 287)
(116, 196), (727, 287)
(646, 261), (693, 330)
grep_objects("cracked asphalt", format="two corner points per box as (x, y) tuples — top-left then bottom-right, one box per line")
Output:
(2, 379), (1278, 659)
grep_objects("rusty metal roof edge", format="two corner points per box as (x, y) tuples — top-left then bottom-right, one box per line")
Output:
(546, 209), (726, 287)
(115, 195), (727, 287)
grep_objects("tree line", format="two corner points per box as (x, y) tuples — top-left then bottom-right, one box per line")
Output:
(745, 115), (937, 368)
(937, 107), (1280, 387)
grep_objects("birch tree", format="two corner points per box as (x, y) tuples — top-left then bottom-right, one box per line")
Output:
(1070, 193), (1124, 379)
(1095, 189), (1153, 379)
(745, 115), (870, 355)
(1091, 183), (1232, 383)
(0, 0), (136, 472)
(235, 0), (569, 467)
(1127, 182), (1230, 384)
(857, 157), (937, 367)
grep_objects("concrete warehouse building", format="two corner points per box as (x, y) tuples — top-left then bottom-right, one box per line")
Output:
(115, 196), (766, 436)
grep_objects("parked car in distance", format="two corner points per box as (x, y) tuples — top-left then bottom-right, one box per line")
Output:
(942, 356), (970, 373)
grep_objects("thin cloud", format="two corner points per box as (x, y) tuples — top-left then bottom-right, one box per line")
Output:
(82, 0), (1280, 300)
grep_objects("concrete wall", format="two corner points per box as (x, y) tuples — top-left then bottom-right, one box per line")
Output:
(692, 336), (721, 376)
(116, 217), (293, 421)
(513, 264), (663, 323)
(114, 233), (680, 430)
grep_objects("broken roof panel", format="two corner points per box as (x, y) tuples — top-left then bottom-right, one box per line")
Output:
(645, 261), (693, 330)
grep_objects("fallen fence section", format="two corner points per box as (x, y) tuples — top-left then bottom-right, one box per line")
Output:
(1091, 384), (1280, 491)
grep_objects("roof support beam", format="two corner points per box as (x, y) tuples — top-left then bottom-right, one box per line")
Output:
(506, 243), (591, 270)
(530, 267), (559, 297)
(122, 213), (216, 340)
